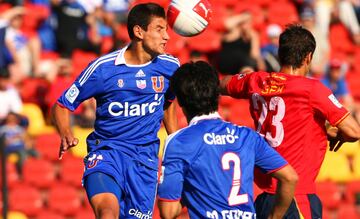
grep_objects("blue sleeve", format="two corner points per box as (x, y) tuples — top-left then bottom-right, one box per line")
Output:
(57, 61), (104, 111)
(254, 133), (288, 173)
(158, 132), (198, 200)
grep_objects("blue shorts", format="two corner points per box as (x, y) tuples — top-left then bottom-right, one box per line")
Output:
(83, 149), (158, 218)
(255, 192), (322, 219)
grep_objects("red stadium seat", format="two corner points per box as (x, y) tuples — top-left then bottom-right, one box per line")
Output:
(316, 181), (342, 210)
(23, 158), (56, 189)
(0, 161), (21, 189)
(344, 180), (360, 204)
(73, 208), (95, 219)
(337, 203), (360, 219)
(47, 183), (82, 216)
(35, 133), (61, 161)
(37, 210), (66, 219)
(267, 1), (299, 28)
(9, 184), (44, 217)
(59, 154), (84, 188)
(186, 29), (221, 53)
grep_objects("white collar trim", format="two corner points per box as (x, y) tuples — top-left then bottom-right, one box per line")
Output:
(189, 112), (221, 125)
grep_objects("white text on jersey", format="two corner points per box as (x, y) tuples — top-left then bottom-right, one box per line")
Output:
(206, 209), (255, 219)
(203, 128), (239, 145)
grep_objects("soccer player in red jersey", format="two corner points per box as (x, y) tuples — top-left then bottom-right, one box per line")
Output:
(220, 24), (360, 219)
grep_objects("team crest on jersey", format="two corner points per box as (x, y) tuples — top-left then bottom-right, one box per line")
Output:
(136, 80), (147, 89)
(85, 154), (103, 169)
(117, 79), (124, 88)
(135, 69), (146, 77)
(151, 76), (164, 92)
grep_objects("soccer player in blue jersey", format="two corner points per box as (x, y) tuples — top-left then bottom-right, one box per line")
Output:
(51, 3), (179, 219)
(157, 61), (298, 219)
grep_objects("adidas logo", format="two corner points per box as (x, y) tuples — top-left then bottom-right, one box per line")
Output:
(135, 70), (146, 77)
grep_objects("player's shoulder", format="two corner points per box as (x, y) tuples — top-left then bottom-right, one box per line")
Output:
(157, 54), (181, 68)
(87, 50), (120, 69)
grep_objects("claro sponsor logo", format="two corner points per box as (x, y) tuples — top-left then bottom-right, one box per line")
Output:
(128, 209), (152, 219)
(108, 95), (163, 117)
(203, 128), (239, 145)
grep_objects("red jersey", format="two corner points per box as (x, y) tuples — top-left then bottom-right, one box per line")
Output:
(226, 71), (349, 194)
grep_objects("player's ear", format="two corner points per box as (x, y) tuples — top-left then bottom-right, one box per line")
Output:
(133, 25), (144, 39)
(305, 52), (313, 65)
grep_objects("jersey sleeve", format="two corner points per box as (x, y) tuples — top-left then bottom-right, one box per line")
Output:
(57, 61), (104, 111)
(253, 132), (288, 173)
(157, 131), (198, 201)
(310, 80), (349, 126)
(226, 73), (251, 98)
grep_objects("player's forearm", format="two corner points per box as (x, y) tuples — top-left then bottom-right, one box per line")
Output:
(158, 201), (182, 219)
(269, 165), (298, 219)
(269, 182), (296, 219)
(51, 103), (73, 137)
(337, 115), (360, 142)
(163, 102), (178, 134)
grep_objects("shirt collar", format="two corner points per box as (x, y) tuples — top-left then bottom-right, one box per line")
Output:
(189, 112), (221, 126)
(114, 45), (129, 65)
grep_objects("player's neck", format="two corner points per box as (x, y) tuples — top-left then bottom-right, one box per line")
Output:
(280, 66), (307, 76)
(125, 43), (155, 65)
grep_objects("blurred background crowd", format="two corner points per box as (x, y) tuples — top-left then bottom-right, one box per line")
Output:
(1, 0), (360, 218)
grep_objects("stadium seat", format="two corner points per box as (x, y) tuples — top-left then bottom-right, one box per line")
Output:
(0, 211), (28, 219)
(59, 154), (84, 188)
(186, 29), (221, 53)
(36, 210), (65, 219)
(47, 183), (82, 216)
(70, 126), (93, 158)
(9, 184), (43, 217)
(316, 181), (342, 210)
(267, 1), (299, 28)
(73, 208), (95, 219)
(34, 133), (61, 161)
(0, 161), (21, 189)
(344, 180), (360, 204)
(337, 141), (359, 157)
(316, 151), (353, 183)
(20, 103), (55, 136)
(353, 150), (360, 179)
(158, 127), (168, 158)
(23, 158), (56, 189)
(337, 203), (360, 219)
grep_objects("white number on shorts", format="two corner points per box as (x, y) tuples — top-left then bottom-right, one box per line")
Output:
(221, 152), (249, 205)
(251, 94), (285, 147)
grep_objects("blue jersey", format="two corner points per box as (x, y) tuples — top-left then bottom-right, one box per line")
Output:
(57, 46), (180, 169)
(158, 113), (288, 219)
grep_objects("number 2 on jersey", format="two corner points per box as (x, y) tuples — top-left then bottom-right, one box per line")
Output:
(252, 93), (285, 147)
(221, 152), (248, 206)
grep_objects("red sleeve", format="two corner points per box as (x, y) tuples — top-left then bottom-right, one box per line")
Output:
(310, 80), (349, 126)
(226, 73), (252, 98)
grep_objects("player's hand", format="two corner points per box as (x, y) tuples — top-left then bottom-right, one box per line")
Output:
(59, 135), (79, 160)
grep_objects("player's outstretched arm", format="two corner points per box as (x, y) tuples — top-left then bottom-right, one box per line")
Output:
(219, 75), (233, 95)
(51, 103), (79, 160)
(268, 165), (298, 219)
(163, 101), (178, 135)
(330, 115), (360, 151)
(158, 200), (182, 219)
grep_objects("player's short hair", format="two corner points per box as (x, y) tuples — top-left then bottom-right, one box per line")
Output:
(278, 24), (316, 69)
(171, 61), (219, 119)
(127, 3), (166, 39)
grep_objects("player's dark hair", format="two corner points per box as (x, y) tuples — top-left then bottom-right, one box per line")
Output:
(171, 61), (219, 120)
(278, 24), (316, 69)
(127, 3), (166, 39)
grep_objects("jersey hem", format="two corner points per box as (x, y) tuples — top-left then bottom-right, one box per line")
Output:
(157, 196), (181, 202)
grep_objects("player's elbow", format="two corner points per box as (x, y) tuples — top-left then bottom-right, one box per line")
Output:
(158, 201), (181, 219)
(282, 166), (299, 186)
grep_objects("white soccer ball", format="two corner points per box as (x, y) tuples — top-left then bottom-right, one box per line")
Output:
(167, 0), (212, 37)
